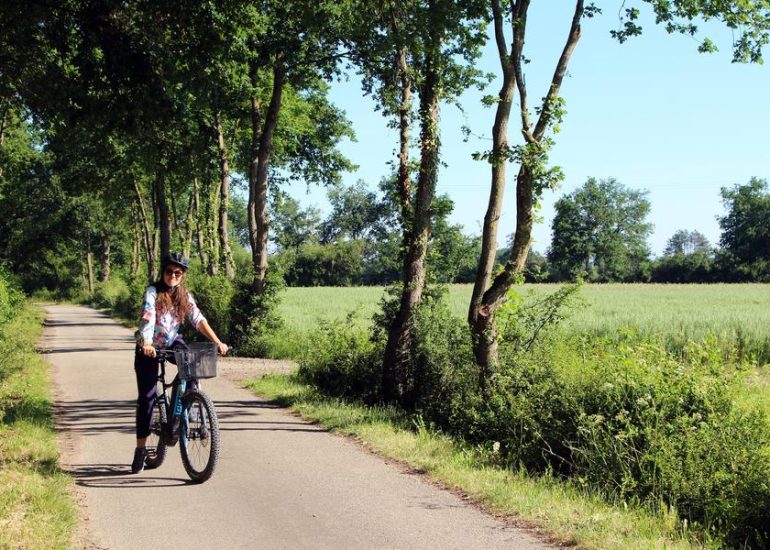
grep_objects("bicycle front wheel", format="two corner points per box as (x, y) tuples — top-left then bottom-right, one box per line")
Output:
(180, 390), (220, 483)
(145, 395), (167, 469)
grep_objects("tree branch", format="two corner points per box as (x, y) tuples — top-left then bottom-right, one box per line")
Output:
(533, 0), (584, 140)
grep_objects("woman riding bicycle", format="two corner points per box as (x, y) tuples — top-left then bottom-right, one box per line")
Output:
(132, 252), (229, 474)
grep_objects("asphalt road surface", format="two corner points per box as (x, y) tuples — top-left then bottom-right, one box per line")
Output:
(45, 304), (551, 550)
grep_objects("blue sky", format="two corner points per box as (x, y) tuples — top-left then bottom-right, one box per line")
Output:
(287, 5), (769, 257)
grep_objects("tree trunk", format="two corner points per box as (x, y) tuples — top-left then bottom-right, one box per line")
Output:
(169, 184), (185, 247)
(183, 191), (194, 259)
(381, 59), (440, 406)
(249, 57), (286, 293)
(382, 44), (414, 402)
(133, 179), (156, 282)
(469, 0), (516, 328)
(154, 170), (171, 270)
(205, 178), (220, 276)
(192, 176), (209, 268)
(470, 0), (584, 389)
(85, 230), (95, 294)
(130, 213), (140, 280)
(100, 235), (110, 282)
(214, 110), (235, 279)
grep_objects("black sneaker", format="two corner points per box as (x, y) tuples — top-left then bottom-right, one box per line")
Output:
(131, 447), (147, 474)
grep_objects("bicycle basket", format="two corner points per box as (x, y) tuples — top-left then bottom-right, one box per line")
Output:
(174, 342), (218, 380)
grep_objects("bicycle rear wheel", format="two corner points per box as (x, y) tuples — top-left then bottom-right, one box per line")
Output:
(145, 395), (167, 469)
(180, 389), (220, 483)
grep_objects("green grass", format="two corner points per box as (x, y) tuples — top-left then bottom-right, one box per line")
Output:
(245, 374), (708, 550)
(275, 283), (770, 363)
(0, 305), (76, 549)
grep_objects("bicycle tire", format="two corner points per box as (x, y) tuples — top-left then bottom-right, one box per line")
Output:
(144, 395), (167, 469)
(180, 389), (220, 483)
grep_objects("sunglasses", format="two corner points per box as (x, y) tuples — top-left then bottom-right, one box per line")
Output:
(164, 268), (185, 277)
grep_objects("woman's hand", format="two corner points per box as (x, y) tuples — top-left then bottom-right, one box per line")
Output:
(216, 342), (229, 356)
(141, 343), (156, 358)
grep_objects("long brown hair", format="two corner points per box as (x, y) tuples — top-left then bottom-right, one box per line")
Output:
(154, 279), (192, 322)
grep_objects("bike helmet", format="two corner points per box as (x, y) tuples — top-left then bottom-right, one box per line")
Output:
(162, 252), (190, 271)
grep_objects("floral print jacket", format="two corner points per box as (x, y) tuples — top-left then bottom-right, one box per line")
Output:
(134, 285), (206, 349)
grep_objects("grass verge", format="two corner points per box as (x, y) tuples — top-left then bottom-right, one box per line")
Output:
(244, 373), (710, 550)
(0, 304), (76, 549)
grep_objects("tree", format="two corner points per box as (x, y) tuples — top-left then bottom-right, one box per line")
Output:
(467, 0), (770, 388)
(547, 178), (652, 282)
(717, 178), (770, 281)
(664, 229), (711, 257)
(349, 0), (488, 404)
(652, 229), (713, 283)
(270, 191), (321, 253)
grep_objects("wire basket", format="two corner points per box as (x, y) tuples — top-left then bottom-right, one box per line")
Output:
(174, 342), (218, 380)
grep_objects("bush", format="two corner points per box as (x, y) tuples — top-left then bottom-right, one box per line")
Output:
(0, 269), (24, 326)
(297, 317), (382, 403)
(186, 269), (235, 340)
(229, 269), (284, 356)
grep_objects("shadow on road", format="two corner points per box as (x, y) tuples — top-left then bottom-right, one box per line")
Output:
(69, 464), (194, 488)
(42, 347), (133, 354)
(43, 320), (119, 328)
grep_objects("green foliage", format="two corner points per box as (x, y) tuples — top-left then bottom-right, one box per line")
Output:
(229, 270), (285, 357)
(281, 239), (365, 287)
(297, 317), (382, 404)
(548, 177), (653, 282)
(0, 269), (24, 327)
(296, 282), (770, 545)
(186, 268), (235, 340)
(612, 1), (770, 63)
(717, 178), (770, 282)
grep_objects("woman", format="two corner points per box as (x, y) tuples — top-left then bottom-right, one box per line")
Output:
(132, 252), (229, 473)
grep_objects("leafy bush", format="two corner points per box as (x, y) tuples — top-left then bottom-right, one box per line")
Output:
(186, 269), (235, 340)
(0, 269), (24, 326)
(93, 278), (130, 310)
(229, 269), (284, 356)
(297, 317), (382, 403)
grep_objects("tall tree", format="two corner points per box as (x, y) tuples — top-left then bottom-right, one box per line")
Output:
(547, 177), (652, 282)
(718, 178), (770, 281)
(468, 0), (770, 385)
(351, 0), (488, 404)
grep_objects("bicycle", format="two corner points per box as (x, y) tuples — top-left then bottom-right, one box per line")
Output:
(143, 342), (221, 483)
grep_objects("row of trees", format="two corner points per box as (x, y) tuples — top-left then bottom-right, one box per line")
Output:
(260, 175), (770, 286)
(2, 1), (769, 404)
(538, 176), (770, 283)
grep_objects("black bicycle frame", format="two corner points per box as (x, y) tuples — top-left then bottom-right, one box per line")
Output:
(156, 351), (188, 447)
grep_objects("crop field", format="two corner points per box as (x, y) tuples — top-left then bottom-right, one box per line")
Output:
(279, 283), (770, 364)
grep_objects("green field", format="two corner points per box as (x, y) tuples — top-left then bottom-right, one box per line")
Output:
(278, 283), (770, 364)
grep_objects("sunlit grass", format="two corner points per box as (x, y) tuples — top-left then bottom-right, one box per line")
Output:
(0, 305), (76, 549)
(276, 284), (770, 363)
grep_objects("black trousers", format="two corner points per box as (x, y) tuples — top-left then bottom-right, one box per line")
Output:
(134, 338), (187, 439)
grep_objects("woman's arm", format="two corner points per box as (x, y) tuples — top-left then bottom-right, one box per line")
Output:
(197, 320), (229, 355)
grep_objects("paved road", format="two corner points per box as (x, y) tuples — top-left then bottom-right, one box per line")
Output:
(45, 304), (550, 550)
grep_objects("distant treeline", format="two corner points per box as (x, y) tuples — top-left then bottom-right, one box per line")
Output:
(261, 176), (770, 286)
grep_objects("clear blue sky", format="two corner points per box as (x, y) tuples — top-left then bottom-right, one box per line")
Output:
(286, 5), (770, 257)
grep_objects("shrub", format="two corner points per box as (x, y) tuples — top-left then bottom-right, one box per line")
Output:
(229, 269), (284, 356)
(297, 317), (382, 403)
(186, 269), (235, 340)
(0, 269), (24, 326)
(92, 278), (130, 311)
